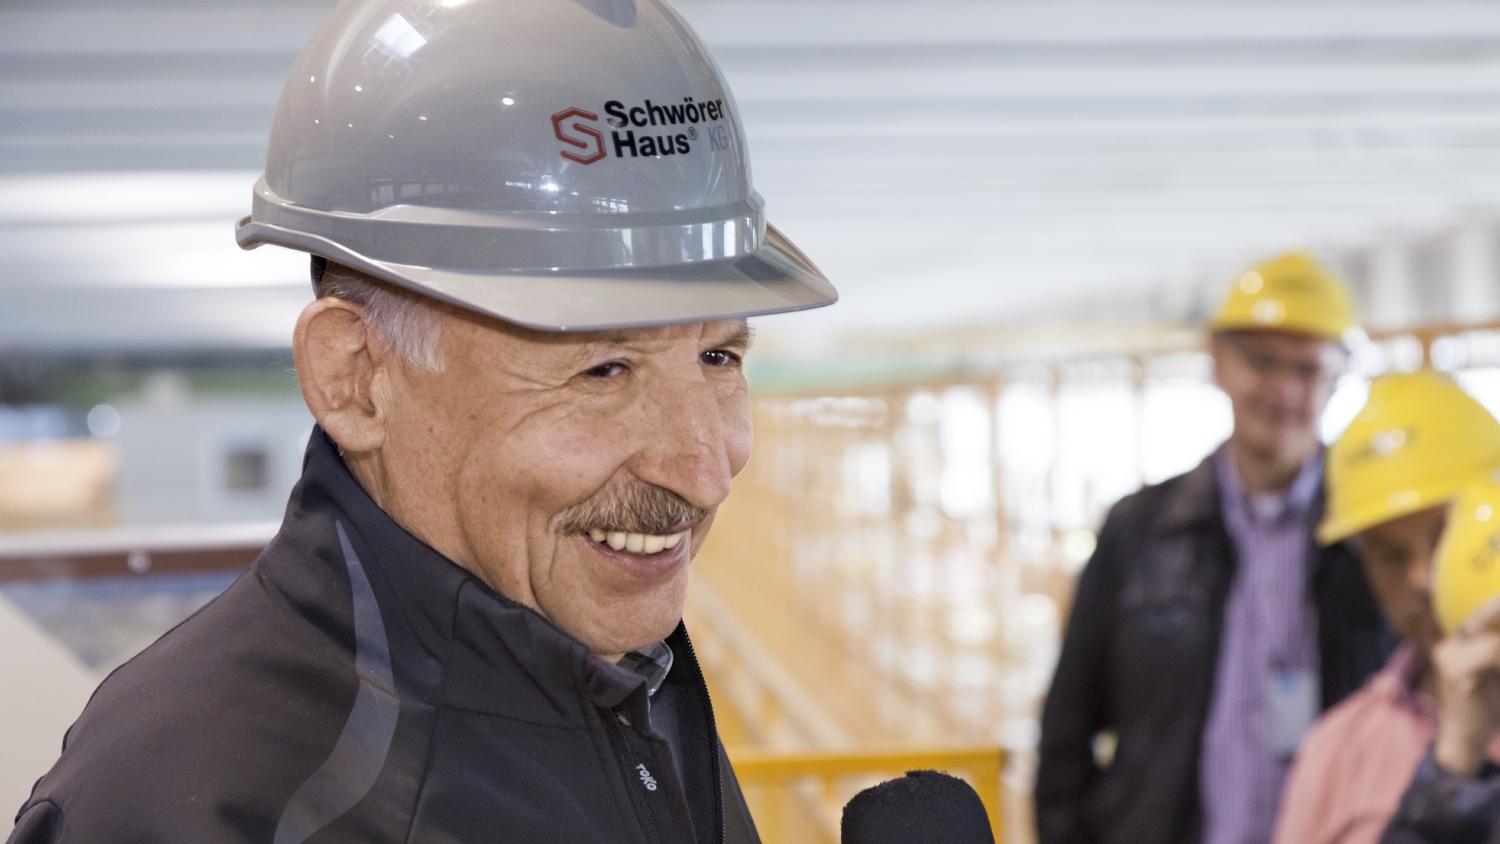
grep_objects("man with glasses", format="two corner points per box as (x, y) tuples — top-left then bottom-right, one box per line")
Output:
(1036, 254), (1396, 844)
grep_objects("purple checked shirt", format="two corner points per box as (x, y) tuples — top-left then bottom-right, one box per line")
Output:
(1200, 447), (1324, 844)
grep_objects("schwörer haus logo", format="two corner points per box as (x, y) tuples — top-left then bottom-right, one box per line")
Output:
(552, 96), (733, 165)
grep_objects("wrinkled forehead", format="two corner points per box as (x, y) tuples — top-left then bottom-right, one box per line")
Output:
(453, 312), (752, 361)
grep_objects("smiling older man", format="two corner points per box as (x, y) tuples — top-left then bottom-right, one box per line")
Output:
(7, 1), (834, 842)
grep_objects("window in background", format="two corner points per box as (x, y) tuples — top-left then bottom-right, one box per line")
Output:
(939, 386), (994, 521)
(223, 444), (270, 493)
(1052, 364), (1140, 533)
(996, 379), (1054, 559)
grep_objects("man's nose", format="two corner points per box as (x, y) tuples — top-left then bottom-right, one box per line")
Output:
(1263, 366), (1311, 408)
(629, 376), (735, 510)
(1409, 552), (1436, 595)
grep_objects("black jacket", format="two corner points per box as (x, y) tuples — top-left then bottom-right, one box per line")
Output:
(9, 429), (758, 843)
(1381, 752), (1500, 843)
(1035, 453), (1396, 844)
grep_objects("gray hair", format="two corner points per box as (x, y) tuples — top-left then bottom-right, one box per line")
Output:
(311, 257), (445, 371)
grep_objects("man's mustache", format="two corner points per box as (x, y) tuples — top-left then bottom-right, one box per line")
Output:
(555, 483), (708, 536)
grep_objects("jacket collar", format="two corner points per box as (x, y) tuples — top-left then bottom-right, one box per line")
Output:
(1159, 447), (1332, 535)
(1154, 445), (1354, 597)
(1216, 445), (1324, 526)
(1158, 453), (1226, 535)
(280, 428), (653, 723)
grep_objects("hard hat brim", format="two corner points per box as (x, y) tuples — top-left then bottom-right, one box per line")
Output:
(1206, 315), (1355, 346)
(1318, 461), (1500, 546)
(236, 216), (836, 331)
(1317, 484), (1449, 546)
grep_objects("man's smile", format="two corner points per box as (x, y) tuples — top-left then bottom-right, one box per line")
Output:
(586, 527), (689, 556)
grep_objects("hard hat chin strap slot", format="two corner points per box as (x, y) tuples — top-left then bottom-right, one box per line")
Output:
(310, 255), (328, 291)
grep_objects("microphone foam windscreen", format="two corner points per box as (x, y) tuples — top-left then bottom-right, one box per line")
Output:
(840, 769), (995, 844)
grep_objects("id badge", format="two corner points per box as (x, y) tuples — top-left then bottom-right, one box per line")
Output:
(1268, 669), (1319, 758)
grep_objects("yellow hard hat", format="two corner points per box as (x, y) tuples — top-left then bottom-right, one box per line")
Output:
(1209, 252), (1357, 344)
(1434, 473), (1500, 634)
(1320, 371), (1500, 544)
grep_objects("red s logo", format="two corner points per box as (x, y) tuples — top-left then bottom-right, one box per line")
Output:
(552, 107), (606, 165)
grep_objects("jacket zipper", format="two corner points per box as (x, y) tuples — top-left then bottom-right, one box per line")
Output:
(677, 632), (725, 844)
(606, 713), (665, 844)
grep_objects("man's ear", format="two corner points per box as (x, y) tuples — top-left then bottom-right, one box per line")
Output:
(293, 297), (386, 453)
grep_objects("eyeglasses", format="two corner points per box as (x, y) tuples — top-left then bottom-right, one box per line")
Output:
(1221, 335), (1345, 385)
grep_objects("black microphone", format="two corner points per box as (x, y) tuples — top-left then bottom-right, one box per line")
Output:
(840, 769), (996, 844)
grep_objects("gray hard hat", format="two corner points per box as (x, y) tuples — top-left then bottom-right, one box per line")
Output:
(236, 0), (837, 331)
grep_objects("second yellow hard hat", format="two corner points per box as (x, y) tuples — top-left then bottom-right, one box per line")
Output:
(1321, 371), (1500, 544)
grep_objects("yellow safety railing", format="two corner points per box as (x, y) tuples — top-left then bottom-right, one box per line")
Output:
(729, 746), (1005, 844)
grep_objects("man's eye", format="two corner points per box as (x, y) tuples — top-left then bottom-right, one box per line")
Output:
(583, 361), (628, 378)
(1381, 552), (1410, 569)
(701, 349), (742, 368)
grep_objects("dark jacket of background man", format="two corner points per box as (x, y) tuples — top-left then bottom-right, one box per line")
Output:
(1035, 454), (1396, 844)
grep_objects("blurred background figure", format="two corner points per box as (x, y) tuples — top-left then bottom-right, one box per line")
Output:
(9, 2), (1500, 842)
(1274, 374), (1500, 843)
(1035, 255), (1394, 844)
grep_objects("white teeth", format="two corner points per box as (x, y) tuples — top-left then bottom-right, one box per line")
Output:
(590, 529), (690, 555)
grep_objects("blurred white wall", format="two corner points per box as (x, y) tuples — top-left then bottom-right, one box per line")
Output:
(114, 377), (311, 526)
(0, 594), (96, 818)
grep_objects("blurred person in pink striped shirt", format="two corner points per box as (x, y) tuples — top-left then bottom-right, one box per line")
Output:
(1273, 372), (1500, 844)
